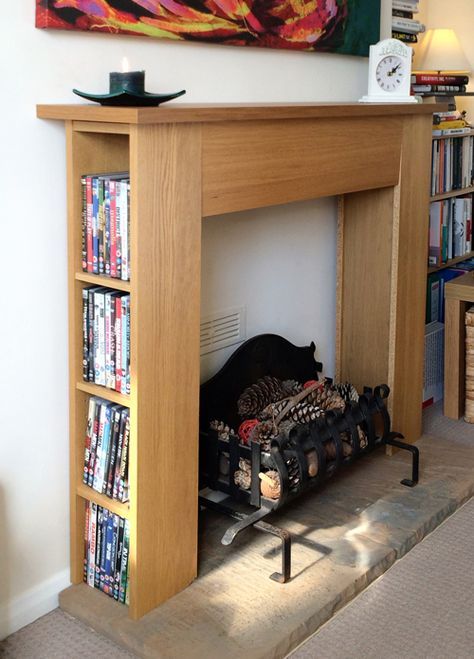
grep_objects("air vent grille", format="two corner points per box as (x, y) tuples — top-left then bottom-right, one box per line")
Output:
(200, 306), (246, 355)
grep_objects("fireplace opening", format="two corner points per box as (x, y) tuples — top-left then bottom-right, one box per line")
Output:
(199, 334), (420, 582)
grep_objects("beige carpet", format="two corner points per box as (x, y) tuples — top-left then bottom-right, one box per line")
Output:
(0, 609), (138, 658)
(290, 495), (474, 659)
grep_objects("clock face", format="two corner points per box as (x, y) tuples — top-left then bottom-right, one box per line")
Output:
(376, 55), (405, 92)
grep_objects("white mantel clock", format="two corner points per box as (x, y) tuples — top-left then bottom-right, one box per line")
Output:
(359, 38), (416, 103)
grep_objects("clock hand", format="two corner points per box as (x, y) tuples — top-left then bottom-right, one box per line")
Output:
(389, 64), (401, 76)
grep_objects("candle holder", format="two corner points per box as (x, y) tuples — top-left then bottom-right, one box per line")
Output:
(73, 70), (185, 107)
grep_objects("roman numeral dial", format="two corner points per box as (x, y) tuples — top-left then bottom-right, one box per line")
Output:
(375, 55), (404, 92)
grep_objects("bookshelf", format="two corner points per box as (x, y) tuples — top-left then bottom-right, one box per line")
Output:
(37, 102), (436, 621)
(428, 128), (474, 273)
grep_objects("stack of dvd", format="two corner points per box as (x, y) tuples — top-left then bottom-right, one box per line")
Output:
(81, 172), (130, 281)
(82, 287), (130, 394)
(84, 502), (130, 604)
(83, 398), (130, 502)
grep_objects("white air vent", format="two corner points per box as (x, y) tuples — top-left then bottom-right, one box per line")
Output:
(200, 306), (246, 355)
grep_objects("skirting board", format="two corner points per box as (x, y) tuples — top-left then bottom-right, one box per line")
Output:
(0, 569), (70, 640)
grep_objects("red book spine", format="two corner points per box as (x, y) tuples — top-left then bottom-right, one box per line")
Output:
(86, 176), (93, 273)
(412, 74), (469, 85)
(115, 296), (122, 393)
(110, 180), (117, 278)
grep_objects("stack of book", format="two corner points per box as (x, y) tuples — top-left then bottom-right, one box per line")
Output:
(412, 73), (471, 100)
(392, 0), (424, 44)
(432, 109), (472, 137)
(83, 398), (130, 502)
(84, 502), (130, 604)
(431, 128), (474, 194)
(82, 286), (130, 394)
(82, 172), (130, 281)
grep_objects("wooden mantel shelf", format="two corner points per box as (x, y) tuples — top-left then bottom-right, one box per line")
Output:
(37, 101), (437, 124)
(39, 101), (435, 619)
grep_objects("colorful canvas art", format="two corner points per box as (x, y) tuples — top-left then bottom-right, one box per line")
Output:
(36, 0), (380, 56)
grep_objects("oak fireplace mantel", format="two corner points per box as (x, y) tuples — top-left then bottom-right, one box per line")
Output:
(37, 101), (436, 618)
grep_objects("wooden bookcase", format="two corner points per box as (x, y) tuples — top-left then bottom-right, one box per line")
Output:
(37, 102), (436, 620)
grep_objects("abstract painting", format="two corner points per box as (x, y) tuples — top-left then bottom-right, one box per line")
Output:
(36, 0), (380, 56)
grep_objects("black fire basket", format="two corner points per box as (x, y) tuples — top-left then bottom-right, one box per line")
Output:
(199, 334), (419, 583)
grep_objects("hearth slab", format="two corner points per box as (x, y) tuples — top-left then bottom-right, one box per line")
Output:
(59, 429), (474, 659)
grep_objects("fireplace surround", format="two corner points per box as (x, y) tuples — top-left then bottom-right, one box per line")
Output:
(37, 102), (438, 616)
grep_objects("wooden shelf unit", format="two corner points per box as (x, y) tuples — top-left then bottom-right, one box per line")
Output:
(37, 102), (436, 620)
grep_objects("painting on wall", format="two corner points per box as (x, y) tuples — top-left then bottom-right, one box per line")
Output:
(35, 0), (380, 56)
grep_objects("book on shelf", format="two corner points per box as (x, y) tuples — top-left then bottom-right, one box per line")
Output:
(414, 85), (467, 94)
(412, 74), (470, 85)
(83, 397), (130, 502)
(433, 119), (467, 130)
(391, 17), (425, 34)
(81, 172), (130, 282)
(392, 0), (419, 12)
(432, 127), (472, 137)
(392, 30), (417, 43)
(84, 501), (130, 603)
(392, 9), (413, 18)
(82, 286), (130, 393)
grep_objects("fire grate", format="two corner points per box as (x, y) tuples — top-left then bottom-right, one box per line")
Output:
(199, 334), (419, 582)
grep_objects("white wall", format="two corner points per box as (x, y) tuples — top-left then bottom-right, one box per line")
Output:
(0, 1), (391, 638)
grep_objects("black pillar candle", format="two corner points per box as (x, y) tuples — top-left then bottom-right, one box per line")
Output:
(109, 70), (145, 94)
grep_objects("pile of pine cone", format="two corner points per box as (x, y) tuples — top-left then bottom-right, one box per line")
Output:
(210, 375), (367, 500)
(237, 375), (361, 449)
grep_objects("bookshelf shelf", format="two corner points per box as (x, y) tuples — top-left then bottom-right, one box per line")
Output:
(38, 101), (436, 621)
(432, 129), (474, 141)
(76, 482), (130, 519)
(76, 381), (130, 406)
(428, 251), (474, 275)
(430, 186), (474, 202)
(75, 272), (131, 292)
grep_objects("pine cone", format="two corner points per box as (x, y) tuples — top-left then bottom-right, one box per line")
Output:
(261, 399), (324, 425)
(237, 376), (287, 418)
(324, 439), (353, 460)
(261, 400), (324, 423)
(306, 449), (319, 477)
(306, 383), (345, 412)
(291, 401), (324, 424)
(286, 457), (300, 490)
(281, 379), (303, 396)
(209, 419), (234, 441)
(358, 426), (368, 449)
(340, 428), (368, 451)
(259, 470), (281, 499)
(333, 382), (359, 404)
(234, 458), (252, 490)
(249, 420), (277, 451)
